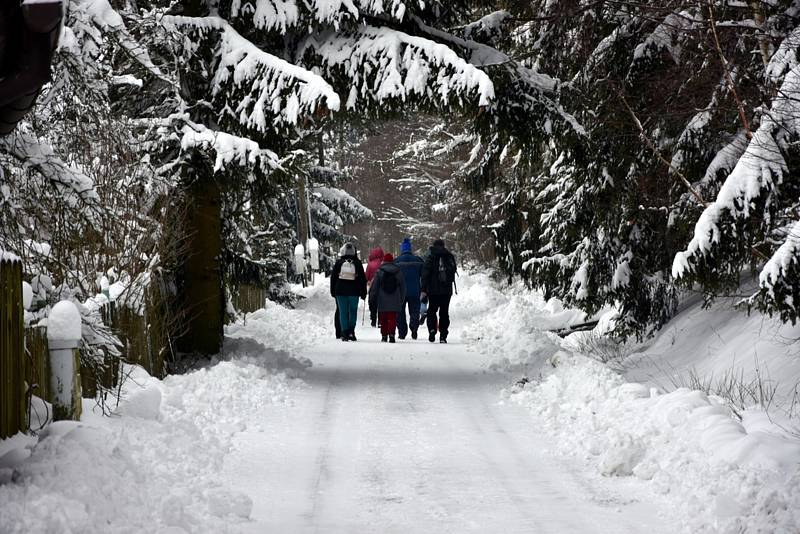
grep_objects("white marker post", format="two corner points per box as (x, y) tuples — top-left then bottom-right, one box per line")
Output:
(47, 300), (82, 421)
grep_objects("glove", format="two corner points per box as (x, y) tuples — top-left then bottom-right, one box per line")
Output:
(420, 292), (428, 304)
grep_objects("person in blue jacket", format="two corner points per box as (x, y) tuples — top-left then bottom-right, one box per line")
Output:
(394, 237), (424, 340)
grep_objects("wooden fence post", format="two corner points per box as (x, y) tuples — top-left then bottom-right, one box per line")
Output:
(47, 300), (82, 421)
(0, 256), (26, 438)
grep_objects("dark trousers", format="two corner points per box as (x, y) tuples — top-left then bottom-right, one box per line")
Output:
(335, 296), (359, 334)
(379, 311), (397, 336)
(427, 294), (451, 340)
(369, 300), (378, 326)
(397, 296), (421, 338)
(334, 302), (341, 338)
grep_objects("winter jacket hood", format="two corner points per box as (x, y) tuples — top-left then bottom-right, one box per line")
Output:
(369, 262), (407, 312)
(366, 246), (385, 282)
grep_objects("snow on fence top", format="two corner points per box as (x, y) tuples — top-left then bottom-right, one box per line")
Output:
(0, 249), (21, 263)
(47, 300), (82, 342)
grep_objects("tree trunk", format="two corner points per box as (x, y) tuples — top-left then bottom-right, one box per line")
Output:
(175, 0), (224, 357)
(178, 173), (223, 356)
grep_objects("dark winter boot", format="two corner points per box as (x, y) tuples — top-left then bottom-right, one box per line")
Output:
(439, 338), (447, 344)
(381, 335), (387, 342)
(341, 336), (349, 342)
(428, 330), (436, 343)
(389, 336), (396, 343)
(349, 331), (357, 342)
(411, 330), (418, 340)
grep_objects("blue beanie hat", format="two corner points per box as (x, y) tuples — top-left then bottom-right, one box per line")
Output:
(400, 237), (412, 254)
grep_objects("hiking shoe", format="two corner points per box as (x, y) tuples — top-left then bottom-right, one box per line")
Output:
(389, 336), (396, 343)
(440, 338), (448, 344)
(411, 330), (418, 340)
(428, 331), (436, 343)
(381, 336), (387, 342)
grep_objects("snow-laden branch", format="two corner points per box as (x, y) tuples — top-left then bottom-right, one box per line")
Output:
(300, 24), (495, 110)
(411, 15), (511, 68)
(229, 0), (300, 32)
(164, 16), (341, 128)
(67, 0), (168, 82)
(312, 186), (374, 220)
(179, 122), (281, 175)
(672, 57), (800, 279)
(0, 130), (99, 211)
(759, 221), (800, 298)
(228, 0), (415, 30)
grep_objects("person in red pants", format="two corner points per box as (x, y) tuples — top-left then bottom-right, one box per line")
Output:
(368, 253), (407, 343)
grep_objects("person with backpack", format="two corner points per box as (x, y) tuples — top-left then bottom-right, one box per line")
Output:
(333, 243), (348, 339)
(420, 238), (457, 343)
(365, 246), (385, 327)
(330, 242), (367, 341)
(394, 237), (424, 340)
(368, 253), (406, 343)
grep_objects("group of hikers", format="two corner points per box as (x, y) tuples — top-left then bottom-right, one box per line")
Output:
(329, 238), (457, 343)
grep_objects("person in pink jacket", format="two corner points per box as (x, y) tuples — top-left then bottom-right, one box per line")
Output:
(365, 246), (384, 327)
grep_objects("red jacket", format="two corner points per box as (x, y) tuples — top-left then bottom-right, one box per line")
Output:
(365, 247), (384, 283)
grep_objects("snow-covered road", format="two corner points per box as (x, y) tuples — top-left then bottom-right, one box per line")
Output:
(4, 272), (799, 533)
(224, 333), (670, 533)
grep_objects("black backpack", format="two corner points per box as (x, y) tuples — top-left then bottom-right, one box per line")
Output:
(437, 254), (456, 284)
(382, 270), (398, 294)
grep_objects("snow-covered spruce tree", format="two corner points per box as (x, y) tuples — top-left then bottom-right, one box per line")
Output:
(0, 0), (178, 398)
(307, 164), (373, 264)
(460, 2), (800, 338)
(130, 0), (573, 354)
(674, 19), (800, 324)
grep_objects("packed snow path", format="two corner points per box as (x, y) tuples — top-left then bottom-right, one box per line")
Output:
(225, 331), (669, 532)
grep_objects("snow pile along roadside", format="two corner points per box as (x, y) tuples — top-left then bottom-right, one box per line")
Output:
(0, 356), (298, 533)
(226, 285), (332, 355)
(509, 349), (800, 533)
(464, 273), (800, 532)
(457, 271), (585, 375)
(0, 299), (316, 533)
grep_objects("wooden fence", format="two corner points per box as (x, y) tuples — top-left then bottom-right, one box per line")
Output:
(1, 258), (26, 439)
(0, 266), (174, 436)
(80, 283), (170, 397)
(24, 326), (50, 410)
(232, 283), (268, 315)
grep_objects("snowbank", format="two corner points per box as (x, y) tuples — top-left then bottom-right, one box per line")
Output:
(0, 350), (301, 533)
(469, 273), (800, 532)
(625, 291), (800, 411)
(456, 271), (586, 375)
(0, 290), (321, 533)
(226, 286), (331, 357)
(510, 352), (800, 532)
